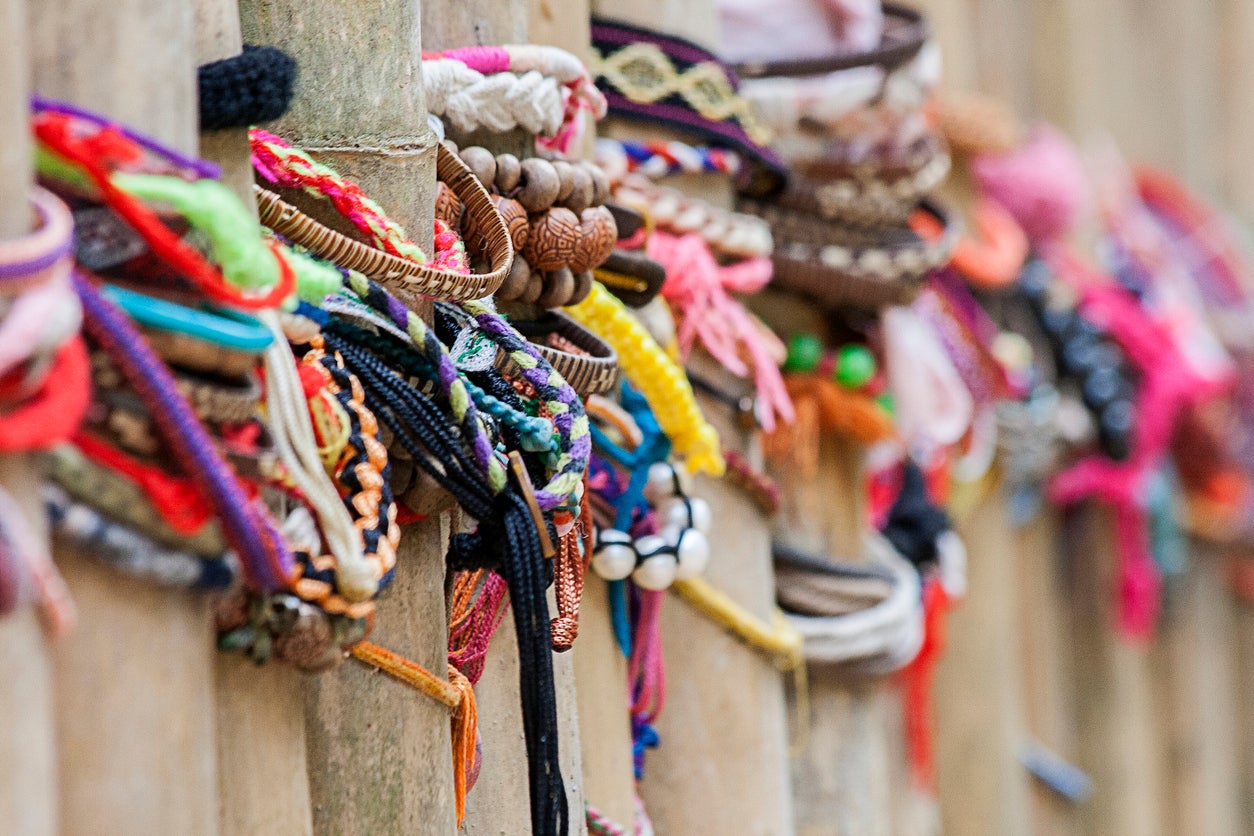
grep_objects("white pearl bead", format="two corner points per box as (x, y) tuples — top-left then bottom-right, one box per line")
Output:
(673, 529), (710, 580)
(686, 496), (712, 534)
(643, 461), (680, 504)
(632, 552), (677, 591)
(592, 529), (636, 581)
(658, 497), (692, 533)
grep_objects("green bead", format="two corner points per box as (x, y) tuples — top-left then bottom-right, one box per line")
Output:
(834, 344), (876, 388)
(782, 332), (824, 373)
(876, 392), (895, 416)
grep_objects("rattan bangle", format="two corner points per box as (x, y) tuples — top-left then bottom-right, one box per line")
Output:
(774, 150), (951, 226)
(256, 144), (513, 304)
(503, 311), (621, 397)
(741, 197), (958, 311)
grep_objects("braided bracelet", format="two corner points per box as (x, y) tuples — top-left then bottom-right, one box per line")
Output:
(595, 137), (741, 180)
(567, 282), (722, 475)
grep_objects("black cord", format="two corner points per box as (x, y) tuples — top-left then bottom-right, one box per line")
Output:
(198, 44), (297, 130)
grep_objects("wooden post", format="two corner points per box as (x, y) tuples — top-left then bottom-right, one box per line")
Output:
(193, 2), (315, 833)
(0, 3), (58, 834)
(1014, 511), (1080, 836)
(1149, 541), (1241, 836)
(1063, 506), (1165, 836)
(583, 3), (793, 831)
(1235, 584), (1254, 834)
(237, 3), (454, 833)
(29, 4), (221, 833)
(933, 484), (1032, 836)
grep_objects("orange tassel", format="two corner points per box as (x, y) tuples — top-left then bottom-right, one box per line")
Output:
(448, 664), (478, 826)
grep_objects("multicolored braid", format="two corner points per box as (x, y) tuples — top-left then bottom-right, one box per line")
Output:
(461, 298), (591, 511)
(74, 273), (295, 591)
(306, 348), (401, 589)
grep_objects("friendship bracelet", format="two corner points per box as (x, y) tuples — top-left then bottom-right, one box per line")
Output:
(590, 17), (787, 195)
(595, 137), (741, 180)
(46, 484), (236, 590)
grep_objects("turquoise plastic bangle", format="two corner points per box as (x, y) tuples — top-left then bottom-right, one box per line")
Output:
(102, 284), (273, 352)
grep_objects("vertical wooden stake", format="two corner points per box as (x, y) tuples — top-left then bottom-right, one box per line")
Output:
(29, 3), (220, 833)
(238, 3), (453, 832)
(0, 3), (58, 834)
(934, 484), (1032, 836)
(192, 2), (315, 833)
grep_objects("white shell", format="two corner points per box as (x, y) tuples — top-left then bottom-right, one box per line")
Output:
(673, 528), (711, 580)
(632, 552), (678, 591)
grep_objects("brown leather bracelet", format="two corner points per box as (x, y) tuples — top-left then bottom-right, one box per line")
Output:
(256, 143), (513, 305)
(503, 311), (621, 398)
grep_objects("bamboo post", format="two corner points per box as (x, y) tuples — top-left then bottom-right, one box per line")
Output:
(526, 0), (639, 827)
(237, 3), (454, 832)
(192, 3), (315, 833)
(29, 4), (222, 833)
(1149, 541), (1241, 836)
(1013, 510), (1080, 836)
(1235, 583), (1254, 834)
(0, 3), (58, 834)
(1063, 506), (1165, 836)
(421, 3), (592, 832)
(582, 3), (792, 831)
(933, 484), (1032, 836)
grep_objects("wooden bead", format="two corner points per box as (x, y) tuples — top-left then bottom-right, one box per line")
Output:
(442, 140), (459, 157)
(552, 160), (576, 203)
(517, 158), (561, 212)
(568, 270), (594, 306)
(518, 271), (545, 305)
(568, 205), (618, 273)
(494, 196), (529, 252)
(536, 268), (575, 309)
(495, 153), (522, 192)
(585, 161), (611, 206)
(434, 181), (463, 227)
(272, 605), (340, 673)
(496, 255), (532, 301)
(523, 207), (580, 271)
(459, 145), (497, 187)
(565, 166), (594, 215)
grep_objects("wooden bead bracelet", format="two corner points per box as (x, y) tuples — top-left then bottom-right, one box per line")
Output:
(440, 143), (619, 307)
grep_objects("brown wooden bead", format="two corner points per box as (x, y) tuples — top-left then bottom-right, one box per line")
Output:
(523, 207), (580, 271)
(518, 271), (545, 305)
(272, 604), (340, 673)
(496, 255), (532, 301)
(494, 196), (529, 252)
(552, 160), (576, 203)
(568, 270), (594, 306)
(494, 153), (522, 192)
(565, 166), (594, 215)
(568, 205), (618, 273)
(433, 181), (463, 227)
(585, 161), (611, 206)
(459, 145), (497, 187)
(536, 267), (575, 309)
(517, 158), (561, 212)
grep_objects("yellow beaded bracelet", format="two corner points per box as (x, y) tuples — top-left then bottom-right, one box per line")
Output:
(567, 280), (724, 476)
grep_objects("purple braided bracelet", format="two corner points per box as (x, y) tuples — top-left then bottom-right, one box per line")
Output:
(74, 272), (294, 590)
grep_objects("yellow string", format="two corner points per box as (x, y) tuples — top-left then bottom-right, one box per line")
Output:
(350, 640), (462, 709)
(671, 576), (810, 753)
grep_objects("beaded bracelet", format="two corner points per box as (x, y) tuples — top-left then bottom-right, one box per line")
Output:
(612, 173), (774, 260)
